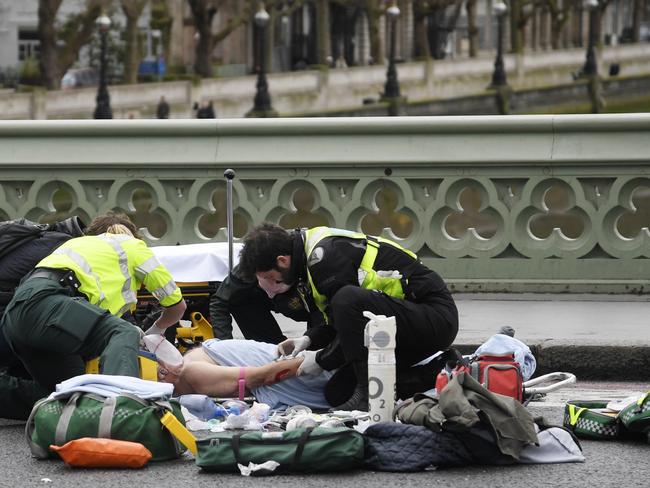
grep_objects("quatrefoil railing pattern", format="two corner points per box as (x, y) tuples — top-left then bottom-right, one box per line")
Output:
(4, 174), (647, 261)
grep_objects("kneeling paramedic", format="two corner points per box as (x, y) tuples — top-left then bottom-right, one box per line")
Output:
(238, 223), (459, 410)
(1, 212), (186, 395)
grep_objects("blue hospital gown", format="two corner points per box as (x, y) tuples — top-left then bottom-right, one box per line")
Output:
(201, 339), (334, 410)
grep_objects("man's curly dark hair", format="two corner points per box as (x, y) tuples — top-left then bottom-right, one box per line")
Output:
(238, 223), (293, 280)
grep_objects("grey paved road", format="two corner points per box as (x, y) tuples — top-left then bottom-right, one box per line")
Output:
(1, 381), (648, 488)
(264, 293), (650, 347)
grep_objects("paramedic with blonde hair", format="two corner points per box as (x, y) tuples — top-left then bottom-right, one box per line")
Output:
(1, 212), (186, 396)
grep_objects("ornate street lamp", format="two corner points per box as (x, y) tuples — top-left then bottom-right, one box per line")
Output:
(93, 14), (112, 119)
(582, 0), (599, 77)
(490, 2), (508, 88)
(382, 3), (401, 116)
(247, 2), (278, 118)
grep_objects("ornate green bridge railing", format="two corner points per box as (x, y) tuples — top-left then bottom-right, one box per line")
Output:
(0, 116), (648, 293)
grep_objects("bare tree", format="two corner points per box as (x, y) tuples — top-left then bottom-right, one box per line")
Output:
(509, 0), (540, 54)
(538, 0), (579, 49)
(466, 0), (478, 57)
(121, 0), (148, 84)
(38, 0), (110, 90)
(412, 1), (463, 60)
(188, 0), (309, 77)
(188, 0), (258, 77)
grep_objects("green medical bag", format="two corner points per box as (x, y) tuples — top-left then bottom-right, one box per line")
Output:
(196, 426), (364, 473)
(26, 392), (187, 461)
(619, 391), (650, 435)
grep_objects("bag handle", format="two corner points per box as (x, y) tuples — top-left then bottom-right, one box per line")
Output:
(160, 411), (197, 455)
(231, 433), (245, 466)
(25, 396), (54, 459)
(98, 396), (117, 439)
(54, 392), (83, 446)
(524, 372), (576, 395)
(292, 427), (314, 469)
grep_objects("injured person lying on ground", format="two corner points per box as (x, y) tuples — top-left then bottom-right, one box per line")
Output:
(156, 338), (334, 410)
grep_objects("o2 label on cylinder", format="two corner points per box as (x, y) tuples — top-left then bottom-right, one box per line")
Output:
(369, 377), (384, 400)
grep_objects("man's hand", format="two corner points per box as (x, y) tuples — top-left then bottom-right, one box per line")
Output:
(296, 350), (324, 376)
(277, 336), (311, 358)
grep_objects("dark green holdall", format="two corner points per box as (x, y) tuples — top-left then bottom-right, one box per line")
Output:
(26, 391), (187, 461)
(619, 391), (650, 436)
(196, 426), (364, 473)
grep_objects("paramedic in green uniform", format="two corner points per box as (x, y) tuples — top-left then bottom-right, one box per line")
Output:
(1, 212), (186, 392)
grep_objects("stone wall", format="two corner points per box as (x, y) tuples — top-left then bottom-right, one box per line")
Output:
(0, 44), (648, 120)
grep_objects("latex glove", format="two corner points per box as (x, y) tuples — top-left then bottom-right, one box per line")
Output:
(144, 322), (166, 336)
(277, 336), (311, 358)
(296, 350), (324, 377)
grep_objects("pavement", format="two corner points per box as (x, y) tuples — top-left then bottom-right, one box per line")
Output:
(267, 293), (650, 382)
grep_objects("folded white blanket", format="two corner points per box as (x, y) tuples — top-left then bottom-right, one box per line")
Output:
(50, 374), (173, 400)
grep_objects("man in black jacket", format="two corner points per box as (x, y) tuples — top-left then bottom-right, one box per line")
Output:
(238, 223), (459, 410)
(209, 264), (323, 344)
(0, 216), (85, 420)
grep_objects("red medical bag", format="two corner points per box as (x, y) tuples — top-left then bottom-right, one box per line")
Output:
(435, 354), (524, 402)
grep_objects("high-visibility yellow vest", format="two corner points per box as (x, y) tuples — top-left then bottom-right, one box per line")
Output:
(303, 227), (417, 323)
(37, 233), (181, 316)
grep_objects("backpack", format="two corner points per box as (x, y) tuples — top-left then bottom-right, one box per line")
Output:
(0, 217), (85, 315)
(436, 353), (524, 402)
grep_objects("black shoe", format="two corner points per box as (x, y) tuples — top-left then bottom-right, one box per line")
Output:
(331, 360), (369, 412)
(334, 384), (368, 412)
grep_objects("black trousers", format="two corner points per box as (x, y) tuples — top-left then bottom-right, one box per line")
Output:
(2, 277), (140, 392)
(328, 285), (458, 374)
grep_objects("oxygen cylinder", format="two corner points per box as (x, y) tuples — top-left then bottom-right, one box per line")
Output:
(363, 311), (397, 423)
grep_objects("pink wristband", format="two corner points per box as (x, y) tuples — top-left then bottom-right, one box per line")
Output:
(238, 367), (246, 401)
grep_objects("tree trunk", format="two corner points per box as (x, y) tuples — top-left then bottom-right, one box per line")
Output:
(631, 0), (642, 42)
(510, 0), (524, 54)
(466, 0), (478, 57)
(189, 0), (216, 77)
(315, 0), (331, 65)
(550, 17), (561, 49)
(365, 0), (383, 64)
(121, 0), (147, 84)
(413, 12), (430, 59)
(37, 0), (63, 90)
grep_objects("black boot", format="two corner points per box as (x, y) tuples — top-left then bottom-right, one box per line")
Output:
(333, 360), (369, 412)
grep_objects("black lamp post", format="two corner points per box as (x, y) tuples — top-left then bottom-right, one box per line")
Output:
(490, 2), (508, 88)
(383, 3), (401, 100)
(93, 14), (112, 119)
(582, 0), (599, 77)
(247, 2), (278, 118)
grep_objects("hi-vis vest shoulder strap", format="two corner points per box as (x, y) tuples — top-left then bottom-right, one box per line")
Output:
(304, 227), (417, 323)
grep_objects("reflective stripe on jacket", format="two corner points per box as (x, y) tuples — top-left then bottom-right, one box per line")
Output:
(303, 226), (417, 322)
(37, 233), (181, 316)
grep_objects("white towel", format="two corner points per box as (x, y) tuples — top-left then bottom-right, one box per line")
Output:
(50, 374), (173, 400)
